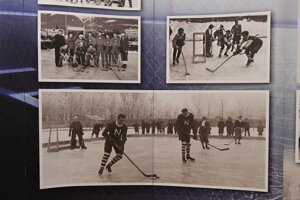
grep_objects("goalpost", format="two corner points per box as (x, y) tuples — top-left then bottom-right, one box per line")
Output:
(192, 32), (206, 64)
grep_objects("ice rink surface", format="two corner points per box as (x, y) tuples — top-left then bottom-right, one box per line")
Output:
(41, 136), (266, 191)
(40, 49), (139, 81)
(168, 20), (269, 83)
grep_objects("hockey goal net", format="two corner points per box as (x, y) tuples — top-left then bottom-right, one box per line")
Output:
(193, 32), (206, 64)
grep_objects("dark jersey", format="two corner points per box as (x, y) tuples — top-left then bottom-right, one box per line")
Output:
(69, 121), (83, 135)
(172, 33), (186, 48)
(231, 24), (242, 35)
(102, 122), (128, 144)
(176, 113), (195, 134)
(218, 121), (226, 130)
(53, 34), (65, 48)
(93, 123), (101, 133)
(234, 120), (244, 128)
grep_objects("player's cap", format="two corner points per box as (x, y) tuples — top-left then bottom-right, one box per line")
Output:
(226, 30), (231, 33)
(238, 116), (242, 119)
(209, 24), (214, 28)
(178, 28), (184, 32)
(220, 24), (224, 28)
(181, 108), (188, 113)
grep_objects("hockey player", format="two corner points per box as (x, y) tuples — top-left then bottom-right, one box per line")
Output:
(69, 116), (87, 150)
(98, 114), (128, 175)
(234, 116), (244, 144)
(120, 34), (129, 71)
(74, 34), (87, 70)
(214, 24), (225, 46)
(58, 44), (69, 67)
(199, 117), (210, 150)
(231, 19), (242, 51)
(67, 33), (76, 65)
(176, 108), (197, 163)
(96, 32), (105, 68)
(172, 28), (186, 65)
(233, 31), (263, 66)
(111, 33), (121, 68)
(91, 122), (101, 138)
(217, 118), (226, 136)
(218, 30), (232, 57)
(204, 24), (215, 57)
(85, 44), (97, 67)
(104, 34), (112, 70)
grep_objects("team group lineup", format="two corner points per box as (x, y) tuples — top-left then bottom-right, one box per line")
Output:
(52, 30), (130, 72)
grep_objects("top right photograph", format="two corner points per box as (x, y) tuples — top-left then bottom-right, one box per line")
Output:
(167, 11), (271, 84)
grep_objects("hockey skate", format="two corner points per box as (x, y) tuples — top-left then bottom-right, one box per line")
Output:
(187, 156), (195, 161)
(246, 58), (254, 67)
(106, 164), (112, 172)
(182, 157), (187, 164)
(98, 167), (104, 175)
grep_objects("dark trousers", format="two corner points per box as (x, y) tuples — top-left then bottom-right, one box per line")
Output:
(173, 47), (182, 62)
(55, 47), (61, 66)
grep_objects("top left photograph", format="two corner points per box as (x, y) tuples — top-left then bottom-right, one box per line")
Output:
(38, 0), (142, 11)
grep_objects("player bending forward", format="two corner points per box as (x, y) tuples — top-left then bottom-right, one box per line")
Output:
(218, 30), (232, 58)
(98, 114), (128, 175)
(233, 31), (263, 66)
(176, 108), (197, 163)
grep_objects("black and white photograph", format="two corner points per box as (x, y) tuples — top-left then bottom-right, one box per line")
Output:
(167, 11), (271, 83)
(38, 0), (141, 11)
(38, 11), (141, 83)
(40, 89), (269, 191)
(295, 91), (300, 163)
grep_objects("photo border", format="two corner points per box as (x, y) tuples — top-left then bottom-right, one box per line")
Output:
(38, 0), (142, 11)
(39, 89), (269, 192)
(38, 10), (141, 84)
(166, 11), (271, 84)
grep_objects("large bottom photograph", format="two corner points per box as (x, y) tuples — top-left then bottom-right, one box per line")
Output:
(39, 90), (269, 192)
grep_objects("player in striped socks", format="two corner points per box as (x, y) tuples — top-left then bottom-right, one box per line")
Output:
(176, 108), (197, 163)
(98, 114), (128, 175)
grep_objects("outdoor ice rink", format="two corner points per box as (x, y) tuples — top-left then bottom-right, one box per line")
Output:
(40, 49), (139, 81)
(41, 129), (266, 191)
(168, 20), (269, 83)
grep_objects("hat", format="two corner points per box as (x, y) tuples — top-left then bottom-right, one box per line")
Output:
(178, 28), (184, 32)
(181, 108), (188, 113)
(209, 24), (214, 29)
(220, 24), (224, 28)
